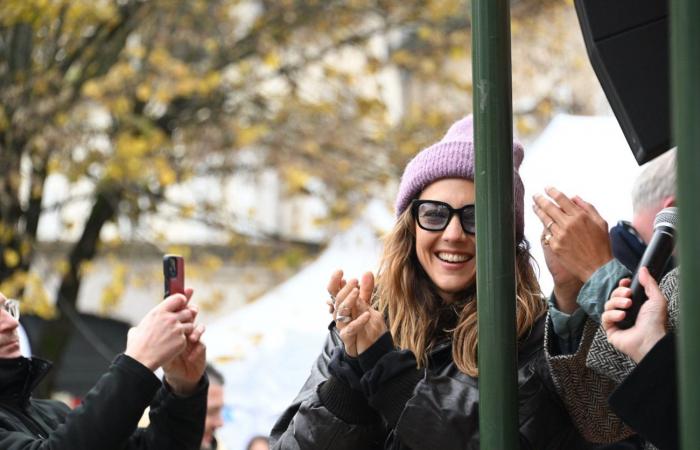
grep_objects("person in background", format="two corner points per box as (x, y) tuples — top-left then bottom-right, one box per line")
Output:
(245, 435), (269, 450)
(0, 290), (208, 449)
(532, 148), (678, 446)
(202, 364), (226, 450)
(270, 115), (592, 449)
(602, 267), (678, 450)
(610, 148), (676, 274)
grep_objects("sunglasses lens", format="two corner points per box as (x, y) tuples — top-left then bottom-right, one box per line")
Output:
(417, 202), (449, 230)
(5, 299), (19, 320)
(460, 207), (476, 234)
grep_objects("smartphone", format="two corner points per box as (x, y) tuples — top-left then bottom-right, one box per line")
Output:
(163, 254), (185, 298)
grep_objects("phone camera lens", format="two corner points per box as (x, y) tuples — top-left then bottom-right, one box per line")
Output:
(168, 259), (177, 277)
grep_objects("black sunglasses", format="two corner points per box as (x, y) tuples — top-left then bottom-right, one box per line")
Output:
(411, 200), (476, 234)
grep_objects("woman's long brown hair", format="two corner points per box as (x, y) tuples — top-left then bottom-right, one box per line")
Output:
(375, 208), (546, 377)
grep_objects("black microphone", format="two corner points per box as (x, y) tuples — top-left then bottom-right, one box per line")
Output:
(618, 206), (677, 329)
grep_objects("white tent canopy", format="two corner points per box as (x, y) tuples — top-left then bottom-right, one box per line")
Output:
(205, 114), (643, 449)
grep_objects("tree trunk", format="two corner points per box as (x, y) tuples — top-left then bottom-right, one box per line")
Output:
(35, 188), (121, 397)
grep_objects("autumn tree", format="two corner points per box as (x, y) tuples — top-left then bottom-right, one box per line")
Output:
(0, 0), (599, 394)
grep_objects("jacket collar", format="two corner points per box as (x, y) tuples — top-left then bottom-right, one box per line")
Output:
(0, 356), (52, 407)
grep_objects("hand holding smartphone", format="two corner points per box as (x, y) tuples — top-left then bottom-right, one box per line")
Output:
(163, 254), (185, 298)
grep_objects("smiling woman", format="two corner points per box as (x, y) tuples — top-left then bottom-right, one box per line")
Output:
(271, 115), (594, 450)
(414, 178), (477, 303)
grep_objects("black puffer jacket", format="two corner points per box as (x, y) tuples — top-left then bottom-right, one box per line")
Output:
(0, 354), (207, 450)
(271, 316), (593, 450)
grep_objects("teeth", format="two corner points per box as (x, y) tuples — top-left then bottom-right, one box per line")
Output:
(437, 252), (469, 263)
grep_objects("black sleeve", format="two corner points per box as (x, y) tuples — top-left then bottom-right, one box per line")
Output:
(320, 346), (378, 424)
(128, 373), (208, 450)
(0, 354), (163, 450)
(609, 333), (679, 450)
(358, 334), (423, 429)
(270, 329), (385, 450)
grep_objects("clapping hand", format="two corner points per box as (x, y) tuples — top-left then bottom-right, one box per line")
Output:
(327, 271), (387, 357)
(533, 187), (613, 283)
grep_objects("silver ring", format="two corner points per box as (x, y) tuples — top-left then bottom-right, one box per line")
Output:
(329, 294), (336, 312)
(335, 315), (350, 323)
(543, 233), (553, 246)
(546, 221), (554, 231)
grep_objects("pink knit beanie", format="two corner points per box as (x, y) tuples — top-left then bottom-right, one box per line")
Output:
(395, 115), (525, 240)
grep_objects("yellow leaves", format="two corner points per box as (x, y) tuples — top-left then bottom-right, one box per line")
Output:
(268, 248), (305, 272)
(536, 98), (553, 116)
(3, 249), (20, 269)
(0, 271), (56, 319)
(0, 0), (53, 25)
(515, 115), (537, 135)
(113, 96), (132, 116)
(426, 0), (460, 21)
(64, 0), (117, 26)
(54, 258), (69, 277)
(54, 112), (68, 126)
(106, 131), (170, 183)
(155, 158), (177, 186)
(0, 107), (8, 132)
(284, 167), (311, 192)
(391, 50), (414, 67)
(202, 72), (222, 93)
(263, 51), (281, 70)
(25, 272), (56, 319)
(365, 56), (381, 74)
(450, 45), (468, 60)
(175, 78), (198, 97)
(116, 132), (150, 159)
(420, 59), (437, 75)
(0, 222), (14, 244)
(417, 26), (434, 42)
(82, 80), (102, 99)
(302, 140), (321, 156)
(100, 263), (127, 314)
(180, 203), (196, 218)
(136, 83), (152, 102)
(236, 124), (268, 147)
(32, 77), (49, 96)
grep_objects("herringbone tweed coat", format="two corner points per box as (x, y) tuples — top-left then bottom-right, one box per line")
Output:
(544, 268), (679, 449)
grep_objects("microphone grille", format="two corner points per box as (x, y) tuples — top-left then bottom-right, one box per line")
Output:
(654, 206), (678, 230)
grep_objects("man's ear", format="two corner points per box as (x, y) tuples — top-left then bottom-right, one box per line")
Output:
(662, 196), (676, 208)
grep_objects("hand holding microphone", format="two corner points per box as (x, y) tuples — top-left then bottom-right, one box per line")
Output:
(602, 267), (668, 363)
(616, 207), (677, 329)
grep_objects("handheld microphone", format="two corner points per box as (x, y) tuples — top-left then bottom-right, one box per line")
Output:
(618, 206), (677, 329)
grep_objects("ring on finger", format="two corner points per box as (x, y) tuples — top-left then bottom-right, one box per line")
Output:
(328, 294), (336, 312)
(543, 233), (553, 246)
(335, 315), (351, 323)
(545, 220), (554, 231)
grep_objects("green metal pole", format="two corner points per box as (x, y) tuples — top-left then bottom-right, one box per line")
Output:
(472, 0), (518, 448)
(672, 0), (700, 447)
